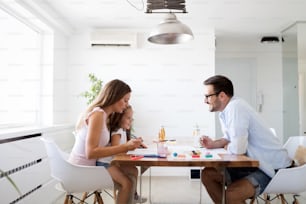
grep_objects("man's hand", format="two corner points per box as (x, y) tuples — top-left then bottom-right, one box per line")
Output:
(200, 136), (215, 149)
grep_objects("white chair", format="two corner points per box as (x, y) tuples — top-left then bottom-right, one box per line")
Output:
(41, 137), (114, 204)
(254, 136), (306, 204)
(269, 128), (276, 137)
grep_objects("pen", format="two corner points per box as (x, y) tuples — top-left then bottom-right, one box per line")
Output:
(160, 139), (176, 142)
(153, 139), (176, 143)
(131, 134), (142, 141)
(192, 150), (198, 155)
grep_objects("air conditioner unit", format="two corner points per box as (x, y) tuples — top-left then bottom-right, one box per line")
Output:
(90, 30), (137, 48)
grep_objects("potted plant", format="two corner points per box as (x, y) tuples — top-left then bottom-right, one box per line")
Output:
(80, 73), (103, 105)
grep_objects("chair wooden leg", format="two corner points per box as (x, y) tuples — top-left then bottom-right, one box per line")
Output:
(80, 192), (88, 204)
(93, 193), (97, 204)
(114, 182), (120, 204)
(263, 193), (271, 204)
(68, 195), (73, 204)
(95, 191), (104, 204)
(279, 194), (286, 204)
(263, 193), (267, 200)
(113, 188), (117, 203)
(249, 197), (256, 204)
(293, 195), (299, 204)
(64, 195), (69, 204)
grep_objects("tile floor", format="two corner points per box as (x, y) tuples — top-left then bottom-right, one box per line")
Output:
(54, 176), (306, 204)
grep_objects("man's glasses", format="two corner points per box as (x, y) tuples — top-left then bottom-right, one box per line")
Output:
(204, 92), (220, 100)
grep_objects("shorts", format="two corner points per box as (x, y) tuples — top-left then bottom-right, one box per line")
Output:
(96, 161), (110, 169)
(226, 167), (271, 196)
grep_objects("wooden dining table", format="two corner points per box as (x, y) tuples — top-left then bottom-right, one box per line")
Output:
(112, 149), (259, 204)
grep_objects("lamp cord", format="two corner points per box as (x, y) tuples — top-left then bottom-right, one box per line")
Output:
(126, 0), (144, 11)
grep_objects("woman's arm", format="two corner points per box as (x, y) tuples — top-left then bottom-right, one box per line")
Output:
(85, 111), (140, 159)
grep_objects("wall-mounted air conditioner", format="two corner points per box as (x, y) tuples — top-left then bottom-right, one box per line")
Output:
(90, 29), (137, 48)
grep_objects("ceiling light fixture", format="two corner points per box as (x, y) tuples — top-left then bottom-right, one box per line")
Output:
(148, 13), (193, 44)
(146, 0), (193, 45)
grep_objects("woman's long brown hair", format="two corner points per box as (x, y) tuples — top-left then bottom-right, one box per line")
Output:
(76, 79), (131, 130)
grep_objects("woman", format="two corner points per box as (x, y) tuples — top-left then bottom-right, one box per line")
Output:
(69, 79), (142, 204)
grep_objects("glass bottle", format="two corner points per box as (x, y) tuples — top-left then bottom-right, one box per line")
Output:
(193, 124), (200, 147)
(159, 126), (166, 141)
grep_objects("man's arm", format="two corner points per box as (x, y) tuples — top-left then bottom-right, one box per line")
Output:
(200, 136), (229, 149)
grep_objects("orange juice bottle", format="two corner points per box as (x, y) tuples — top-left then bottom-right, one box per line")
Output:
(158, 126), (166, 141)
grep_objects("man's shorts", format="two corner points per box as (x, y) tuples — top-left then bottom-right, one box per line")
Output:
(226, 167), (271, 196)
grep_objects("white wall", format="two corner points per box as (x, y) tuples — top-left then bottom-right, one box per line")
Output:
(51, 29), (215, 176)
(297, 23), (306, 136)
(65, 30), (216, 142)
(216, 37), (284, 141)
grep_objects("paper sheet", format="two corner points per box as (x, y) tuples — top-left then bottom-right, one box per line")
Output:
(127, 148), (157, 155)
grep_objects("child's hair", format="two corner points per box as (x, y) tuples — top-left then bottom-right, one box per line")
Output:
(109, 105), (132, 141)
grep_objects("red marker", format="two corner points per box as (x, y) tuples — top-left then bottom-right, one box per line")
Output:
(130, 155), (144, 160)
(192, 155), (200, 158)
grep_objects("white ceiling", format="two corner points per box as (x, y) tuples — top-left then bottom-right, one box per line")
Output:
(29, 0), (306, 38)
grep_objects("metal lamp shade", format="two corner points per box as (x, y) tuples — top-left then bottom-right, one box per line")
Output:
(148, 13), (194, 44)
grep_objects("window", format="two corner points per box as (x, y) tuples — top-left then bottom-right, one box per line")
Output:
(0, 7), (46, 128)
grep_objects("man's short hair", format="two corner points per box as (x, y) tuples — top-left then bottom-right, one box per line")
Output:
(203, 75), (234, 97)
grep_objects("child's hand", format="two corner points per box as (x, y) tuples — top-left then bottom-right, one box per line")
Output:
(138, 137), (148, 148)
(126, 139), (142, 150)
(131, 136), (148, 148)
(140, 142), (148, 148)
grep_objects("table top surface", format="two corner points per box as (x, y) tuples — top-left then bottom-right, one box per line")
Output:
(112, 153), (259, 168)
(112, 141), (259, 168)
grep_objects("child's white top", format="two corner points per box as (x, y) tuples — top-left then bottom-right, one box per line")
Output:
(112, 128), (127, 144)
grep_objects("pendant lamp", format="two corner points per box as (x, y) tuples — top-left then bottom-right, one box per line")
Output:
(148, 13), (193, 44)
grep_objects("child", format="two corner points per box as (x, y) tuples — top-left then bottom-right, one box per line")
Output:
(109, 105), (147, 203)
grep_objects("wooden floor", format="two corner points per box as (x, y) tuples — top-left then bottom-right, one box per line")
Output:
(54, 176), (306, 204)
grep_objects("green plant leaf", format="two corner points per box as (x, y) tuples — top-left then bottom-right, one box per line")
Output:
(0, 169), (22, 195)
(80, 73), (103, 105)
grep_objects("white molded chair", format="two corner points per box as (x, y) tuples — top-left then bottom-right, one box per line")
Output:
(269, 128), (276, 137)
(255, 136), (306, 204)
(41, 137), (114, 204)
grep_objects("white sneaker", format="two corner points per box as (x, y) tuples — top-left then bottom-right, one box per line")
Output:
(134, 193), (147, 203)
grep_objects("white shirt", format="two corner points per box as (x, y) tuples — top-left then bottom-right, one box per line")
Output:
(219, 97), (292, 177)
(111, 128), (127, 144)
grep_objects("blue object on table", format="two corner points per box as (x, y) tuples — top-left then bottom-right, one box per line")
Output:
(143, 154), (166, 158)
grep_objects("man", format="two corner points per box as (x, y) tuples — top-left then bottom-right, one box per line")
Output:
(200, 75), (292, 204)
